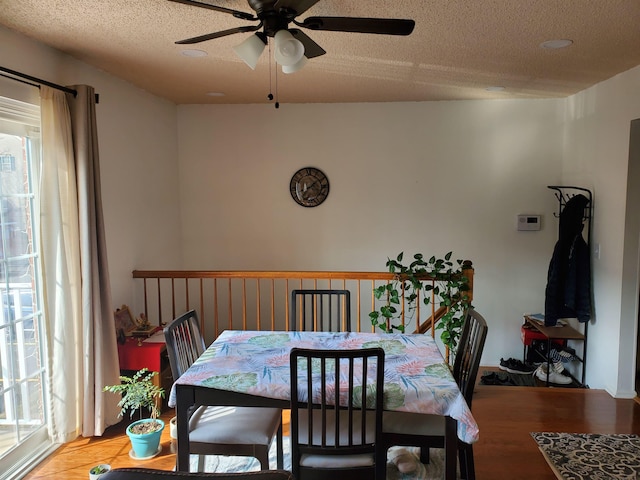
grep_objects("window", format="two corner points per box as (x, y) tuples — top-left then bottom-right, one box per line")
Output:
(0, 95), (50, 479)
(0, 155), (15, 172)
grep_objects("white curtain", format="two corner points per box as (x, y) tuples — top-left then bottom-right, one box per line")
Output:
(39, 85), (120, 442)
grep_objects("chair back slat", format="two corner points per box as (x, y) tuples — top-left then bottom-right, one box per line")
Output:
(290, 289), (351, 332)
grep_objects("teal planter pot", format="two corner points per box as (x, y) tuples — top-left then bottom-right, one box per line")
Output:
(126, 418), (165, 459)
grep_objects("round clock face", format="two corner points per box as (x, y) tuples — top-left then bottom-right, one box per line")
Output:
(289, 167), (330, 207)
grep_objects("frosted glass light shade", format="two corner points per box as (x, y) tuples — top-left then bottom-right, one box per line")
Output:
(274, 30), (305, 67)
(233, 34), (266, 70)
(282, 55), (307, 74)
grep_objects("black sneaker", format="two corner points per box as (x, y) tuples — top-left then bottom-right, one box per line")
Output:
(481, 372), (500, 385)
(499, 357), (535, 374)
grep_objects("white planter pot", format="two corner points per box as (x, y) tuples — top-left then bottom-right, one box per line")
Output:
(89, 464), (111, 479)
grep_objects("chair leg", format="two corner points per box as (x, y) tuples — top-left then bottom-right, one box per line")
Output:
(419, 447), (430, 464)
(196, 454), (205, 472)
(459, 443), (475, 480)
(276, 422), (284, 469)
(256, 449), (270, 471)
(376, 448), (388, 480)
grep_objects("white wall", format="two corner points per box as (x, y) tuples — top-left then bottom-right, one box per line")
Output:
(0, 26), (182, 309)
(177, 99), (565, 370)
(562, 65), (640, 397)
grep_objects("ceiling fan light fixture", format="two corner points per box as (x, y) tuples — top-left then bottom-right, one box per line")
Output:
(282, 55), (307, 74)
(274, 30), (305, 67)
(233, 33), (267, 70)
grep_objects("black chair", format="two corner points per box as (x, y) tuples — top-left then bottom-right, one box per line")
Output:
(101, 468), (294, 480)
(289, 347), (386, 480)
(290, 289), (351, 332)
(163, 310), (283, 472)
(379, 308), (488, 480)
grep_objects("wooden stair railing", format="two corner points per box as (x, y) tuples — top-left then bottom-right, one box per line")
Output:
(132, 264), (473, 345)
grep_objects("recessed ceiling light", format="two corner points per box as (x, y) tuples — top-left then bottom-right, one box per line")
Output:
(486, 86), (506, 92)
(181, 49), (208, 57)
(539, 39), (573, 49)
(206, 92), (225, 97)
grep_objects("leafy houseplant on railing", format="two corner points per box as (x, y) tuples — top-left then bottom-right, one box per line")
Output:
(104, 368), (166, 459)
(369, 252), (472, 358)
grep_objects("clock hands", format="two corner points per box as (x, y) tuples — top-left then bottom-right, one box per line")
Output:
(297, 177), (320, 200)
(303, 179), (319, 192)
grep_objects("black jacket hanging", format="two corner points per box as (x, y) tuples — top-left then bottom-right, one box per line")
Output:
(544, 194), (592, 326)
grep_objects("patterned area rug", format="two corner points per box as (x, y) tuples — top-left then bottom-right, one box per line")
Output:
(191, 439), (460, 479)
(531, 432), (640, 480)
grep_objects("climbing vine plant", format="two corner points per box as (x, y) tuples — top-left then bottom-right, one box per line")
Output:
(369, 252), (472, 356)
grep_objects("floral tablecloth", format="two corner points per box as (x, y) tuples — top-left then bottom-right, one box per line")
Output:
(168, 330), (479, 444)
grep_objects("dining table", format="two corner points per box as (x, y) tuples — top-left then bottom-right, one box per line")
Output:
(168, 330), (479, 480)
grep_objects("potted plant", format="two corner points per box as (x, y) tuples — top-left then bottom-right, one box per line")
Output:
(89, 464), (111, 479)
(104, 368), (166, 459)
(369, 251), (472, 360)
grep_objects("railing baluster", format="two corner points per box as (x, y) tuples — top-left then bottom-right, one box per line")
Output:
(242, 278), (247, 330)
(199, 278), (204, 335)
(227, 278), (232, 331)
(256, 278), (261, 331)
(155, 278), (161, 326)
(213, 278), (219, 337)
(269, 279), (274, 331)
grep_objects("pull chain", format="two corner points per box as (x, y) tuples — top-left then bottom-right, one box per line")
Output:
(267, 39), (274, 102)
(266, 38), (279, 109)
(274, 65), (279, 109)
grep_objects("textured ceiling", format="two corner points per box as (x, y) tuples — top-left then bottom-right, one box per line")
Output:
(1, 0), (639, 105)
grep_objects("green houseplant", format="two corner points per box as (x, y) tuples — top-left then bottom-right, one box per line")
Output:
(104, 368), (166, 459)
(89, 465), (110, 474)
(88, 464), (111, 480)
(369, 251), (472, 358)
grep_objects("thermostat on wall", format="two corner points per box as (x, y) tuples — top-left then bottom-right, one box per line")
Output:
(517, 214), (541, 231)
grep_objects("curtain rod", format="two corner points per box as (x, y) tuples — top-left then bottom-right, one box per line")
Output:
(0, 65), (100, 103)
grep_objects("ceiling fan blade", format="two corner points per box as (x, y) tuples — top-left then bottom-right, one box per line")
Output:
(274, 0), (321, 16)
(176, 24), (262, 44)
(289, 29), (326, 58)
(167, 0), (256, 21)
(300, 16), (415, 35)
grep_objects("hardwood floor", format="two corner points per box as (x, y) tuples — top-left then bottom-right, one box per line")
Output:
(22, 383), (640, 480)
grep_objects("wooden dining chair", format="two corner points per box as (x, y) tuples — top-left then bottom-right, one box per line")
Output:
(290, 289), (351, 332)
(289, 347), (386, 480)
(163, 310), (284, 472)
(379, 308), (488, 480)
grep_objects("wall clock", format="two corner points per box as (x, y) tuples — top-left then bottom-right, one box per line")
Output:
(289, 167), (330, 207)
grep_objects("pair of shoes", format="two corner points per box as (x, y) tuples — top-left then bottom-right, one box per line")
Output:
(481, 372), (500, 385)
(499, 357), (535, 374)
(550, 346), (578, 363)
(481, 371), (514, 385)
(534, 363), (572, 385)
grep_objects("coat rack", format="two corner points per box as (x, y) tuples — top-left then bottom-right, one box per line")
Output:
(547, 185), (593, 246)
(546, 185), (593, 386)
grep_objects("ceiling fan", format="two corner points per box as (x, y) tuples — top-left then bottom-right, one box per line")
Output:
(168, 0), (415, 73)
